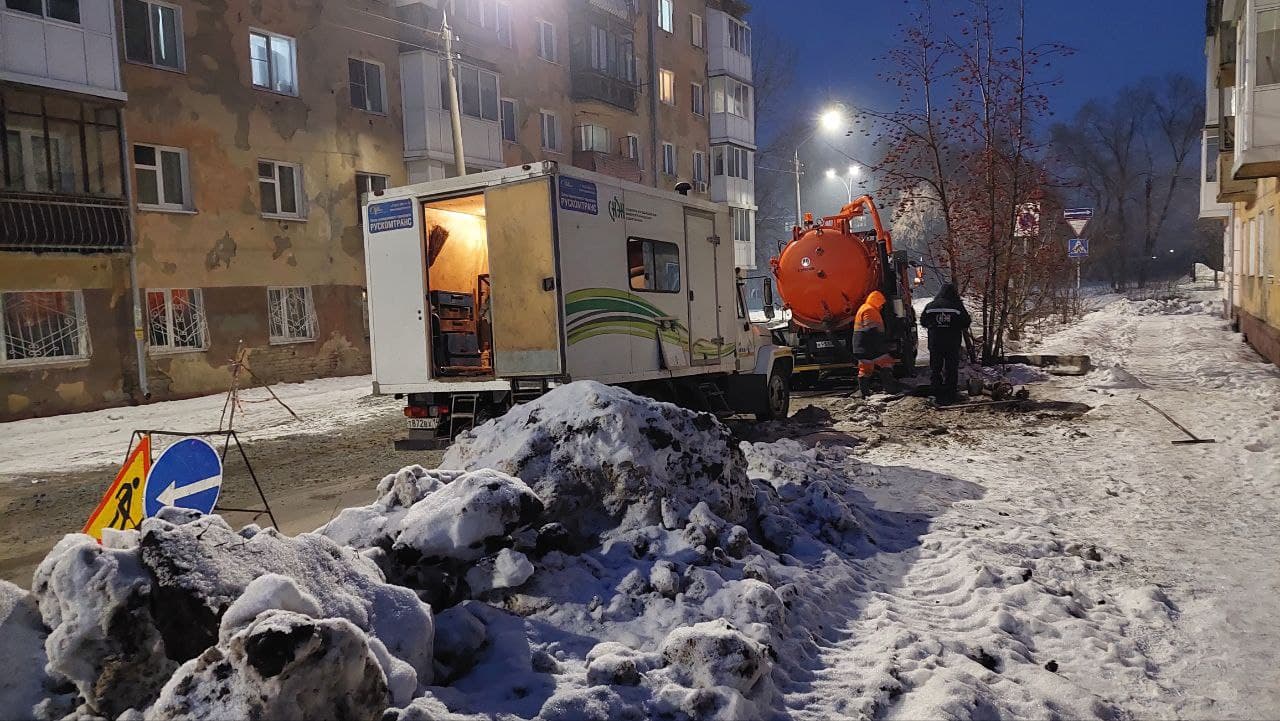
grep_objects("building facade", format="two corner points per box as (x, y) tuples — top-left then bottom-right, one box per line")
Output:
(1203, 0), (1280, 366)
(1, 0), (133, 418)
(0, 0), (757, 420)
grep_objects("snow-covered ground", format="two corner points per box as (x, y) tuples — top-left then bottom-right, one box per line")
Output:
(0, 375), (394, 477)
(1, 284), (1277, 721)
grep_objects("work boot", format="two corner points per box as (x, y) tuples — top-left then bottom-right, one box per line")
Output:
(858, 376), (873, 399)
(877, 367), (900, 394)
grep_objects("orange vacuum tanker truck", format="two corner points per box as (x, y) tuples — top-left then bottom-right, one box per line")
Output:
(767, 195), (919, 383)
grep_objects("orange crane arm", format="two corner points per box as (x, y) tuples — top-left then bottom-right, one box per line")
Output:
(828, 195), (893, 253)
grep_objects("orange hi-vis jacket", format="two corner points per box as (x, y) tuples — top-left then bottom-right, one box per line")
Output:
(851, 291), (888, 358)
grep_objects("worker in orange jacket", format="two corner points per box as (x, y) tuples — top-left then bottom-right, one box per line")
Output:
(852, 290), (898, 398)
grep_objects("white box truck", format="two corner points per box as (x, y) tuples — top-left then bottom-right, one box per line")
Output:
(363, 162), (792, 448)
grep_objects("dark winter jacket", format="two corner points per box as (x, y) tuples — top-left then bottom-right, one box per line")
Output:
(851, 291), (889, 358)
(921, 284), (971, 349)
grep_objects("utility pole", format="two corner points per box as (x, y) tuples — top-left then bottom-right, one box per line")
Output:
(442, 10), (466, 176)
(793, 148), (803, 226)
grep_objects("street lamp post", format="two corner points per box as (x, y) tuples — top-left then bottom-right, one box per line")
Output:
(793, 108), (844, 226)
(825, 165), (861, 204)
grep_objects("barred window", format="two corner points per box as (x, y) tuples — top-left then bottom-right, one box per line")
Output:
(146, 288), (206, 351)
(268, 286), (316, 343)
(0, 290), (89, 364)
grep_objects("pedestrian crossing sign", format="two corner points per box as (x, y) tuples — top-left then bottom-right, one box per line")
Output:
(82, 435), (151, 541)
(1068, 238), (1089, 259)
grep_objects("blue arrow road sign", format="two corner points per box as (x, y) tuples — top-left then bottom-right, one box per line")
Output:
(1068, 238), (1089, 259)
(144, 438), (223, 517)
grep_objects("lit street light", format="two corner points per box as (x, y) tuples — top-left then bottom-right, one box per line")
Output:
(825, 165), (861, 203)
(793, 106), (845, 225)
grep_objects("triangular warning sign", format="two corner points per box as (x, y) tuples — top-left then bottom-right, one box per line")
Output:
(1068, 219), (1088, 235)
(83, 435), (151, 541)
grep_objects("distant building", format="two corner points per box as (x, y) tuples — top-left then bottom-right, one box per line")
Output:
(1203, 0), (1280, 366)
(0, 0), (757, 420)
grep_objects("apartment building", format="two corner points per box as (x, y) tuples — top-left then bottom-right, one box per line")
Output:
(0, 0), (757, 420)
(1, 0), (133, 418)
(1203, 0), (1280, 366)
(705, 0), (755, 268)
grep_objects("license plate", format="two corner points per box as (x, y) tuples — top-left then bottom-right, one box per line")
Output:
(407, 418), (440, 430)
(815, 341), (835, 349)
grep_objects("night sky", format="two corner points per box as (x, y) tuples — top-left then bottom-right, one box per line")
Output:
(747, 0), (1208, 225)
(748, 0), (1206, 120)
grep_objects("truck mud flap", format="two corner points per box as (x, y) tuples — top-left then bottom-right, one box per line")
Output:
(1001, 354), (1092, 376)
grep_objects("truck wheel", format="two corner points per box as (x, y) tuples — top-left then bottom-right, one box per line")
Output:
(756, 365), (791, 422)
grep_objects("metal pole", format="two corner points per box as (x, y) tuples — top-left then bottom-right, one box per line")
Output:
(1076, 258), (1081, 291)
(793, 148), (803, 226)
(117, 106), (149, 400)
(442, 11), (466, 176)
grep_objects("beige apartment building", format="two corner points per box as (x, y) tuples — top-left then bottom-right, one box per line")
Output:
(1202, 0), (1280, 366)
(0, 0), (756, 420)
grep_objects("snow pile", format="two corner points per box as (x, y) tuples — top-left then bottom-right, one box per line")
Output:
(147, 608), (391, 721)
(1089, 363), (1150, 390)
(20, 512), (433, 718)
(5, 380), (1176, 721)
(442, 380), (755, 539)
(0, 580), (74, 721)
(1128, 296), (1221, 316)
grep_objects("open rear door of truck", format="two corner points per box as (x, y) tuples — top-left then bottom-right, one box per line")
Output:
(365, 197), (430, 390)
(485, 177), (565, 377)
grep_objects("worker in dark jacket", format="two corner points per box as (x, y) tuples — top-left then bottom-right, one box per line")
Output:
(921, 283), (971, 401)
(853, 291), (897, 398)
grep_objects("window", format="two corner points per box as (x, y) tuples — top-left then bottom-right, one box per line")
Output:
(0, 291), (88, 363)
(496, 2), (512, 46)
(661, 142), (676, 176)
(123, 0), (183, 70)
(538, 20), (557, 62)
(250, 30), (297, 95)
(659, 69), (675, 105)
(1259, 8), (1280, 86)
(691, 82), (704, 116)
(4, 0), (78, 23)
(349, 58), (386, 113)
(622, 134), (640, 162)
(1206, 132), (1219, 183)
(438, 59), (500, 121)
(589, 24), (636, 82)
(628, 238), (681, 292)
(713, 145), (751, 180)
(731, 207), (751, 243)
(576, 124), (611, 153)
(540, 110), (560, 152)
(464, 0), (490, 26)
(134, 144), (190, 211)
(728, 17), (751, 56)
(691, 13), (704, 48)
(500, 98), (518, 142)
(2, 88), (123, 197)
(692, 150), (706, 184)
(711, 76), (751, 118)
(658, 0), (673, 33)
(268, 287), (317, 343)
(146, 289), (206, 351)
(258, 160), (303, 218)
(356, 172), (388, 220)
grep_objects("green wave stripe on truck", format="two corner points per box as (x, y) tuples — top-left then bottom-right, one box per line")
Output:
(565, 288), (737, 359)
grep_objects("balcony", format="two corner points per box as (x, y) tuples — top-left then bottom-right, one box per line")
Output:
(1218, 153), (1256, 203)
(573, 150), (642, 184)
(1, 192), (130, 252)
(0, 0), (124, 100)
(571, 70), (638, 112)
